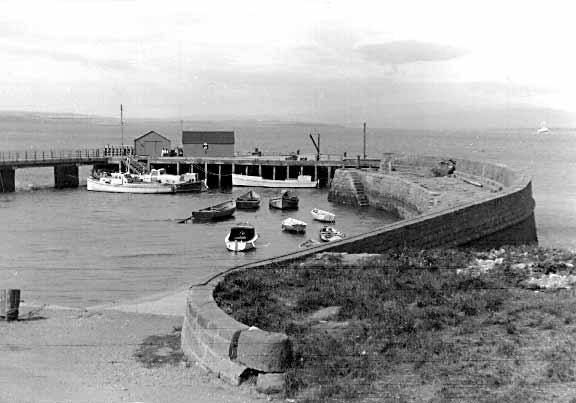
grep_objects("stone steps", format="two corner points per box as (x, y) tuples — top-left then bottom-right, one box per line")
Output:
(349, 171), (369, 207)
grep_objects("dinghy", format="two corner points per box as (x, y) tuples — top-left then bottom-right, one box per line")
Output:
(319, 226), (345, 242)
(188, 200), (236, 221)
(269, 190), (299, 210)
(235, 190), (261, 209)
(311, 208), (335, 222)
(281, 218), (307, 233)
(225, 222), (258, 252)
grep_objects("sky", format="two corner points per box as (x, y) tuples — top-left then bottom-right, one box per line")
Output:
(0, 0), (575, 127)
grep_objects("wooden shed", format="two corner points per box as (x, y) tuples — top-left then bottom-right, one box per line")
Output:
(182, 131), (235, 157)
(134, 131), (171, 157)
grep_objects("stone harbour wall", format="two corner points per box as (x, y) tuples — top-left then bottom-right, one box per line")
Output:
(181, 153), (537, 393)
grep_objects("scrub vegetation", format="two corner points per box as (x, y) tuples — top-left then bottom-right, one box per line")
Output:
(214, 246), (576, 402)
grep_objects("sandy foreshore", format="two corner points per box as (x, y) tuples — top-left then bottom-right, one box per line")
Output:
(1, 290), (265, 403)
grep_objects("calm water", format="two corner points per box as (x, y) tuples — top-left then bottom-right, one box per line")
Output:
(0, 116), (574, 307)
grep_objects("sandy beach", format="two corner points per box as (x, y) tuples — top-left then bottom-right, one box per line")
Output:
(1, 292), (264, 403)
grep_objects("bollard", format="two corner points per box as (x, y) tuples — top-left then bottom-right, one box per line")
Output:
(1, 289), (20, 321)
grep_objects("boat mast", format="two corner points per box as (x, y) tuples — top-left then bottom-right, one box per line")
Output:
(120, 104), (124, 156)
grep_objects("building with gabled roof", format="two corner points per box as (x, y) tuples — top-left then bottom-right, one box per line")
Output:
(134, 131), (171, 157)
(182, 130), (235, 157)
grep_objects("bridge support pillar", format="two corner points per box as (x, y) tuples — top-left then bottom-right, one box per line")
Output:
(0, 167), (15, 193)
(54, 164), (79, 189)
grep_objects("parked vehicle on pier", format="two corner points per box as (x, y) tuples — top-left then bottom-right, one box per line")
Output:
(319, 226), (345, 242)
(232, 174), (317, 188)
(235, 190), (261, 209)
(269, 190), (299, 210)
(311, 208), (336, 222)
(225, 222), (258, 252)
(281, 218), (307, 233)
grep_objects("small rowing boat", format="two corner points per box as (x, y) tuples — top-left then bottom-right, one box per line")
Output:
(269, 190), (299, 210)
(188, 200), (236, 221)
(319, 226), (345, 242)
(311, 208), (335, 222)
(235, 190), (261, 209)
(281, 218), (307, 233)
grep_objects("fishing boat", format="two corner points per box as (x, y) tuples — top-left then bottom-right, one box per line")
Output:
(225, 222), (259, 252)
(190, 200), (236, 221)
(235, 190), (261, 209)
(319, 226), (345, 242)
(232, 174), (317, 188)
(311, 208), (336, 222)
(87, 172), (174, 193)
(269, 190), (299, 210)
(140, 168), (207, 193)
(281, 218), (307, 233)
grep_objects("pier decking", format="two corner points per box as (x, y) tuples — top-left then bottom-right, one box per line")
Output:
(0, 146), (380, 192)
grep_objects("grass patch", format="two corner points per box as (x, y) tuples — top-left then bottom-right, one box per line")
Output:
(214, 246), (576, 402)
(134, 327), (185, 368)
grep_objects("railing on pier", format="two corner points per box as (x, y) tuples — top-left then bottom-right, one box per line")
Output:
(0, 145), (135, 164)
(0, 149), (103, 163)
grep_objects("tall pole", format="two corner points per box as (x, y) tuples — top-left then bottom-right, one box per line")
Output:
(120, 104), (124, 155)
(363, 122), (366, 160)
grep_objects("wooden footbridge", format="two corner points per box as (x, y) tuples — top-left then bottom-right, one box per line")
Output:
(0, 146), (381, 192)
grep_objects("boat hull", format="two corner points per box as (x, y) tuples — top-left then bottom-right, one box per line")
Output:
(269, 198), (298, 209)
(281, 219), (307, 233)
(192, 200), (236, 220)
(232, 174), (317, 188)
(311, 209), (336, 222)
(225, 234), (258, 252)
(173, 181), (207, 193)
(86, 177), (174, 194)
(236, 200), (260, 209)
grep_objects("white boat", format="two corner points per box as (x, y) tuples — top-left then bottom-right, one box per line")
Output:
(225, 223), (259, 252)
(319, 226), (345, 242)
(311, 208), (335, 222)
(87, 172), (174, 193)
(140, 168), (207, 193)
(232, 174), (317, 188)
(537, 121), (551, 134)
(281, 218), (307, 233)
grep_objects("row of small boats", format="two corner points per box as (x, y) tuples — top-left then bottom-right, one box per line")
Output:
(224, 221), (345, 252)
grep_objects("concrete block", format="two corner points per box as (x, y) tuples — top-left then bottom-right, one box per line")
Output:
(236, 328), (292, 372)
(256, 373), (286, 394)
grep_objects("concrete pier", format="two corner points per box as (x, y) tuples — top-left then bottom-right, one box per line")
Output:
(0, 167), (15, 193)
(54, 164), (79, 189)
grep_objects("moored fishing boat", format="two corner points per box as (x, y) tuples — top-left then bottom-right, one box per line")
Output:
(190, 200), (236, 221)
(269, 190), (299, 210)
(281, 217), (307, 233)
(235, 190), (261, 209)
(225, 222), (258, 252)
(319, 226), (345, 242)
(87, 172), (174, 194)
(311, 208), (336, 222)
(232, 174), (317, 188)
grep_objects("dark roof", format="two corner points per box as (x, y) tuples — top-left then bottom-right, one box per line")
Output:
(182, 131), (235, 144)
(134, 130), (170, 142)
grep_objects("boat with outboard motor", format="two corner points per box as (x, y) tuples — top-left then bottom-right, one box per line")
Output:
(225, 222), (259, 252)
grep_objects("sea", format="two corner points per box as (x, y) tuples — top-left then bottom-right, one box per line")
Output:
(0, 114), (574, 307)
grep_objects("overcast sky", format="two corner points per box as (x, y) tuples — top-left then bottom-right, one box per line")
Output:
(0, 0), (573, 126)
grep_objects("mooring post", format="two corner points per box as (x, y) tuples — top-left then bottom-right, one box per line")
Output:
(0, 289), (20, 321)
(218, 164), (222, 188)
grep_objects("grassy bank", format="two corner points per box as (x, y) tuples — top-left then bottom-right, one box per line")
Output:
(214, 246), (576, 402)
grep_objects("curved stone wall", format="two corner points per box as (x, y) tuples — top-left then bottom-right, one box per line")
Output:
(182, 153), (537, 389)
